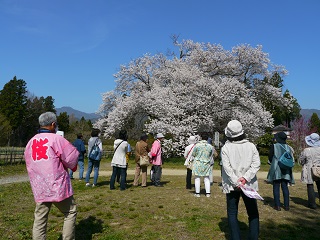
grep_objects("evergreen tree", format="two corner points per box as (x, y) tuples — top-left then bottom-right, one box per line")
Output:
(309, 113), (320, 133)
(0, 114), (12, 146)
(57, 112), (70, 133)
(259, 73), (300, 127)
(0, 76), (28, 145)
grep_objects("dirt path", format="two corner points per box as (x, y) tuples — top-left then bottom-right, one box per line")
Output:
(0, 169), (301, 185)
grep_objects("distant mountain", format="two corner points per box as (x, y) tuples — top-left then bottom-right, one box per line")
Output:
(300, 109), (320, 119)
(56, 106), (100, 121)
(55, 107), (318, 122)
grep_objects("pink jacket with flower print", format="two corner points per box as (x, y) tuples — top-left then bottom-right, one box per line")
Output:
(24, 132), (79, 203)
(150, 139), (162, 165)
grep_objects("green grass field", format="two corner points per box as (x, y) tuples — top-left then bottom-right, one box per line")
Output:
(0, 156), (318, 240)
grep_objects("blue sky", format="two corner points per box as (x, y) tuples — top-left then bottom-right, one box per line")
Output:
(0, 0), (319, 114)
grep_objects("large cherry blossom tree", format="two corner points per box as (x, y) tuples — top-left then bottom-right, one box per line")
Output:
(96, 40), (293, 154)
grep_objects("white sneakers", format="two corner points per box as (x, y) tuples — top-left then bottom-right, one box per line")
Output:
(194, 193), (211, 197)
(86, 183), (97, 187)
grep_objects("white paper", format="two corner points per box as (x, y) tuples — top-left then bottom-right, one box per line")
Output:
(240, 186), (264, 200)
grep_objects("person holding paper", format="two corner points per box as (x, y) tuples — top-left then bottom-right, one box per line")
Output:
(221, 120), (261, 240)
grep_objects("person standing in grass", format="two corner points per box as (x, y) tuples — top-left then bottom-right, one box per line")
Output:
(85, 128), (103, 187)
(110, 130), (129, 190)
(133, 133), (150, 187)
(221, 120), (260, 240)
(266, 131), (295, 211)
(24, 112), (79, 240)
(192, 133), (215, 197)
(183, 135), (197, 190)
(299, 133), (320, 209)
(150, 133), (165, 187)
(69, 133), (86, 180)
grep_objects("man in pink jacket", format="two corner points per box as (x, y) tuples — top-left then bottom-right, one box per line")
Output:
(24, 112), (79, 240)
(150, 133), (165, 187)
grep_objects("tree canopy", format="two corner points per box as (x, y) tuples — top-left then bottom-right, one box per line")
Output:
(96, 40), (298, 152)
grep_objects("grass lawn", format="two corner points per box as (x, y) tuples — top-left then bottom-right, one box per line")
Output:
(0, 157), (319, 240)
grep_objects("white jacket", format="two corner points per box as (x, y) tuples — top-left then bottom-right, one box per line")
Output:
(184, 144), (196, 166)
(221, 139), (260, 193)
(111, 139), (128, 168)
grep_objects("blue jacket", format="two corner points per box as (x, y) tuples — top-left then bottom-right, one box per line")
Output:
(73, 138), (86, 160)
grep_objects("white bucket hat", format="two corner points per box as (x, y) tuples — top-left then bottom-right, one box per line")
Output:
(156, 133), (165, 139)
(305, 133), (320, 147)
(188, 136), (197, 144)
(225, 120), (244, 138)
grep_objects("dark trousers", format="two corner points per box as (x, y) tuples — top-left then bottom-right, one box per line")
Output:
(110, 166), (126, 190)
(116, 164), (128, 183)
(273, 179), (289, 208)
(152, 165), (162, 186)
(186, 168), (192, 189)
(307, 180), (320, 208)
(226, 191), (259, 240)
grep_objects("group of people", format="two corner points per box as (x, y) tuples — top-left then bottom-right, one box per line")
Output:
(68, 128), (103, 188)
(183, 120), (261, 239)
(70, 129), (166, 190)
(183, 134), (217, 197)
(23, 111), (320, 240)
(266, 131), (320, 211)
(183, 120), (320, 240)
(23, 111), (167, 239)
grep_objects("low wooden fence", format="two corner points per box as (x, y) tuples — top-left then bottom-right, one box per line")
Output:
(0, 148), (25, 165)
(0, 147), (115, 166)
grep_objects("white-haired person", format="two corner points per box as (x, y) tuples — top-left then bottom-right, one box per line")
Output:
(184, 136), (198, 189)
(24, 112), (79, 239)
(221, 120), (260, 240)
(299, 133), (320, 209)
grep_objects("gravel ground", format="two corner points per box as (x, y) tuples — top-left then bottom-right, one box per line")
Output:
(0, 169), (300, 185)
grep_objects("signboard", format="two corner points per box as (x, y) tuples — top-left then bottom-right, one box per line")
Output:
(56, 131), (64, 137)
(214, 131), (219, 148)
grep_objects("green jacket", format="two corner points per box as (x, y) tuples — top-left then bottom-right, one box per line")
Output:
(267, 143), (295, 184)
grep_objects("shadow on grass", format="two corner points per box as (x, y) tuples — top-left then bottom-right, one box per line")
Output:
(262, 196), (274, 208)
(219, 217), (249, 240)
(75, 216), (104, 240)
(290, 196), (309, 208)
(219, 206), (320, 240)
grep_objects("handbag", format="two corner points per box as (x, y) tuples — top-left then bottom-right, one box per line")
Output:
(139, 155), (150, 166)
(311, 166), (320, 179)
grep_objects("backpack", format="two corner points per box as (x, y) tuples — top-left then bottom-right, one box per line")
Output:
(88, 138), (102, 161)
(278, 144), (294, 170)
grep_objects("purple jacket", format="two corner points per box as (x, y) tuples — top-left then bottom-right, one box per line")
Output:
(24, 132), (79, 203)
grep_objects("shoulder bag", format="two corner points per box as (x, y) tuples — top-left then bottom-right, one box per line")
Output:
(186, 144), (196, 169)
(138, 142), (150, 166)
(278, 144), (294, 170)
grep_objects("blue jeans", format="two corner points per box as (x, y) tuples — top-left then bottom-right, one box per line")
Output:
(85, 160), (100, 185)
(226, 190), (259, 240)
(69, 159), (84, 179)
(273, 179), (289, 208)
(110, 166), (127, 190)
